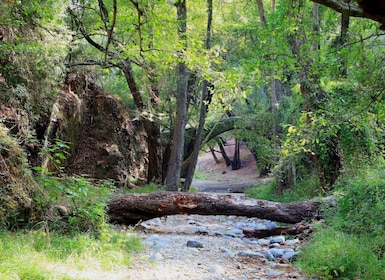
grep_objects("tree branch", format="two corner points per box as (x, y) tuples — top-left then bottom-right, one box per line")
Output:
(310, 0), (385, 28)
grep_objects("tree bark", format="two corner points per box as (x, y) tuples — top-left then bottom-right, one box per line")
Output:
(165, 0), (188, 191)
(120, 59), (162, 183)
(107, 192), (323, 225)
(182, 0), (213, 192)
(217, 138), (232, 167)
(231, 138), (241, 170)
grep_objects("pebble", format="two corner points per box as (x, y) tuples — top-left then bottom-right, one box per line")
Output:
(238, 250), (265, 258)
(137, 215), (304, 279)
(149, 252), (164, 261)
(221, 247), (236, 258)
(266, 268), (281, 276)
(186, 240), (204, 248)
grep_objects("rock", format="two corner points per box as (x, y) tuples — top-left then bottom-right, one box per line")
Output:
(209, 265), (225, 274)
(224, 228), (243, 237)
(142, 217), (162, 227)
(283, 248), (294, 253)
(186, 240), (204, 248)
(149, 252), (164, 261)
(221, 247), (236, 258)
(266, 268), (281, 276)
(285, 238), (300, 246)
(265, 250), (276, 261)
(238, 251), (265, 258)
(269, 243), (281, 248)
(243, 238), (260, 246)
(257, 238), (271, 246)
(267, 248), (284, 258)
(144, 235), (172, 250)
(265, 221), (278, 229)
(283, 251), (299, 261)
(270, 236), (285, 244)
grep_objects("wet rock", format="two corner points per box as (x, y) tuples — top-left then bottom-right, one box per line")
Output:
(186, 240), (204, 248)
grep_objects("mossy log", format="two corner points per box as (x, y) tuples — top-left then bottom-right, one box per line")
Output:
(107, 192), (325, 225)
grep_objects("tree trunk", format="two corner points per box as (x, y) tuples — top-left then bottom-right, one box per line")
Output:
(231, 138), (241, 170)
(120, 59), (161, 183)
(107, 192), (324, 225)
(182, 0), (213, 192)
(217, 138), (232, 167)
(165, 0), (188, 191)
(209, 146), (220, 164)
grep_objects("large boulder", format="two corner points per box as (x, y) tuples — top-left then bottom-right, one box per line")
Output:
(43, 73), (148, 187)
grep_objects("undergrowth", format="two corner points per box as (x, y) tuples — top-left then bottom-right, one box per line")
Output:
(297, 167), (385, 279)
(0, 228), (142, 280)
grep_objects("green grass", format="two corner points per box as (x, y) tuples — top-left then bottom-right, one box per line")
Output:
(297, 228), (385, 280)
(297, 167), (385, 279)
(245, 180), (305, 202)
(0, 228), (143, 280)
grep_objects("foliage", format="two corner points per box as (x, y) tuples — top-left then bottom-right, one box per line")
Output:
(36, 175), (114, 235)
(0, 0), (70, 121)
(0, 124), (44, 228)
(333, 168), (385, 243)
(298, 167), (385, 279)
(297, 228), (384, 280)
(245, 181), (305, 202)
(0, 228), (142, 280)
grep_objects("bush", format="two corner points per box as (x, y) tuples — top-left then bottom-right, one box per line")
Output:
(36, 175), (114, 235)
(298, 168), (385, 279)
(334, 171), (385, 237)
(297, 228), (384, 279)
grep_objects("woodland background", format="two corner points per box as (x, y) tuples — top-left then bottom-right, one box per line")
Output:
(0, 0), (385, 279)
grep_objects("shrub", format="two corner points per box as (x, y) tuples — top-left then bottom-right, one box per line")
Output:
(36, 175), (114, 235)
(297, 228), (384, 279)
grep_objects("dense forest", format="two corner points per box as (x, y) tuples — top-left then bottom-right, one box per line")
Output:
(1, 0), (385, 279)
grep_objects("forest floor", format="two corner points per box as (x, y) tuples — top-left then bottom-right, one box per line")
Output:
(114, 139), (308, 280)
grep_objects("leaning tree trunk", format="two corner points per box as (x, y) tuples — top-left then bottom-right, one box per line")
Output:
(107, 192), (325, 225)
(231, 138), (241, 170)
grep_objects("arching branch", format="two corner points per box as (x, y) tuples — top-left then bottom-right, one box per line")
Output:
(310, 0), (385, 29)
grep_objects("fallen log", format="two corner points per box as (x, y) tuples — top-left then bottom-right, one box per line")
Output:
(107, 192), (324, 225)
